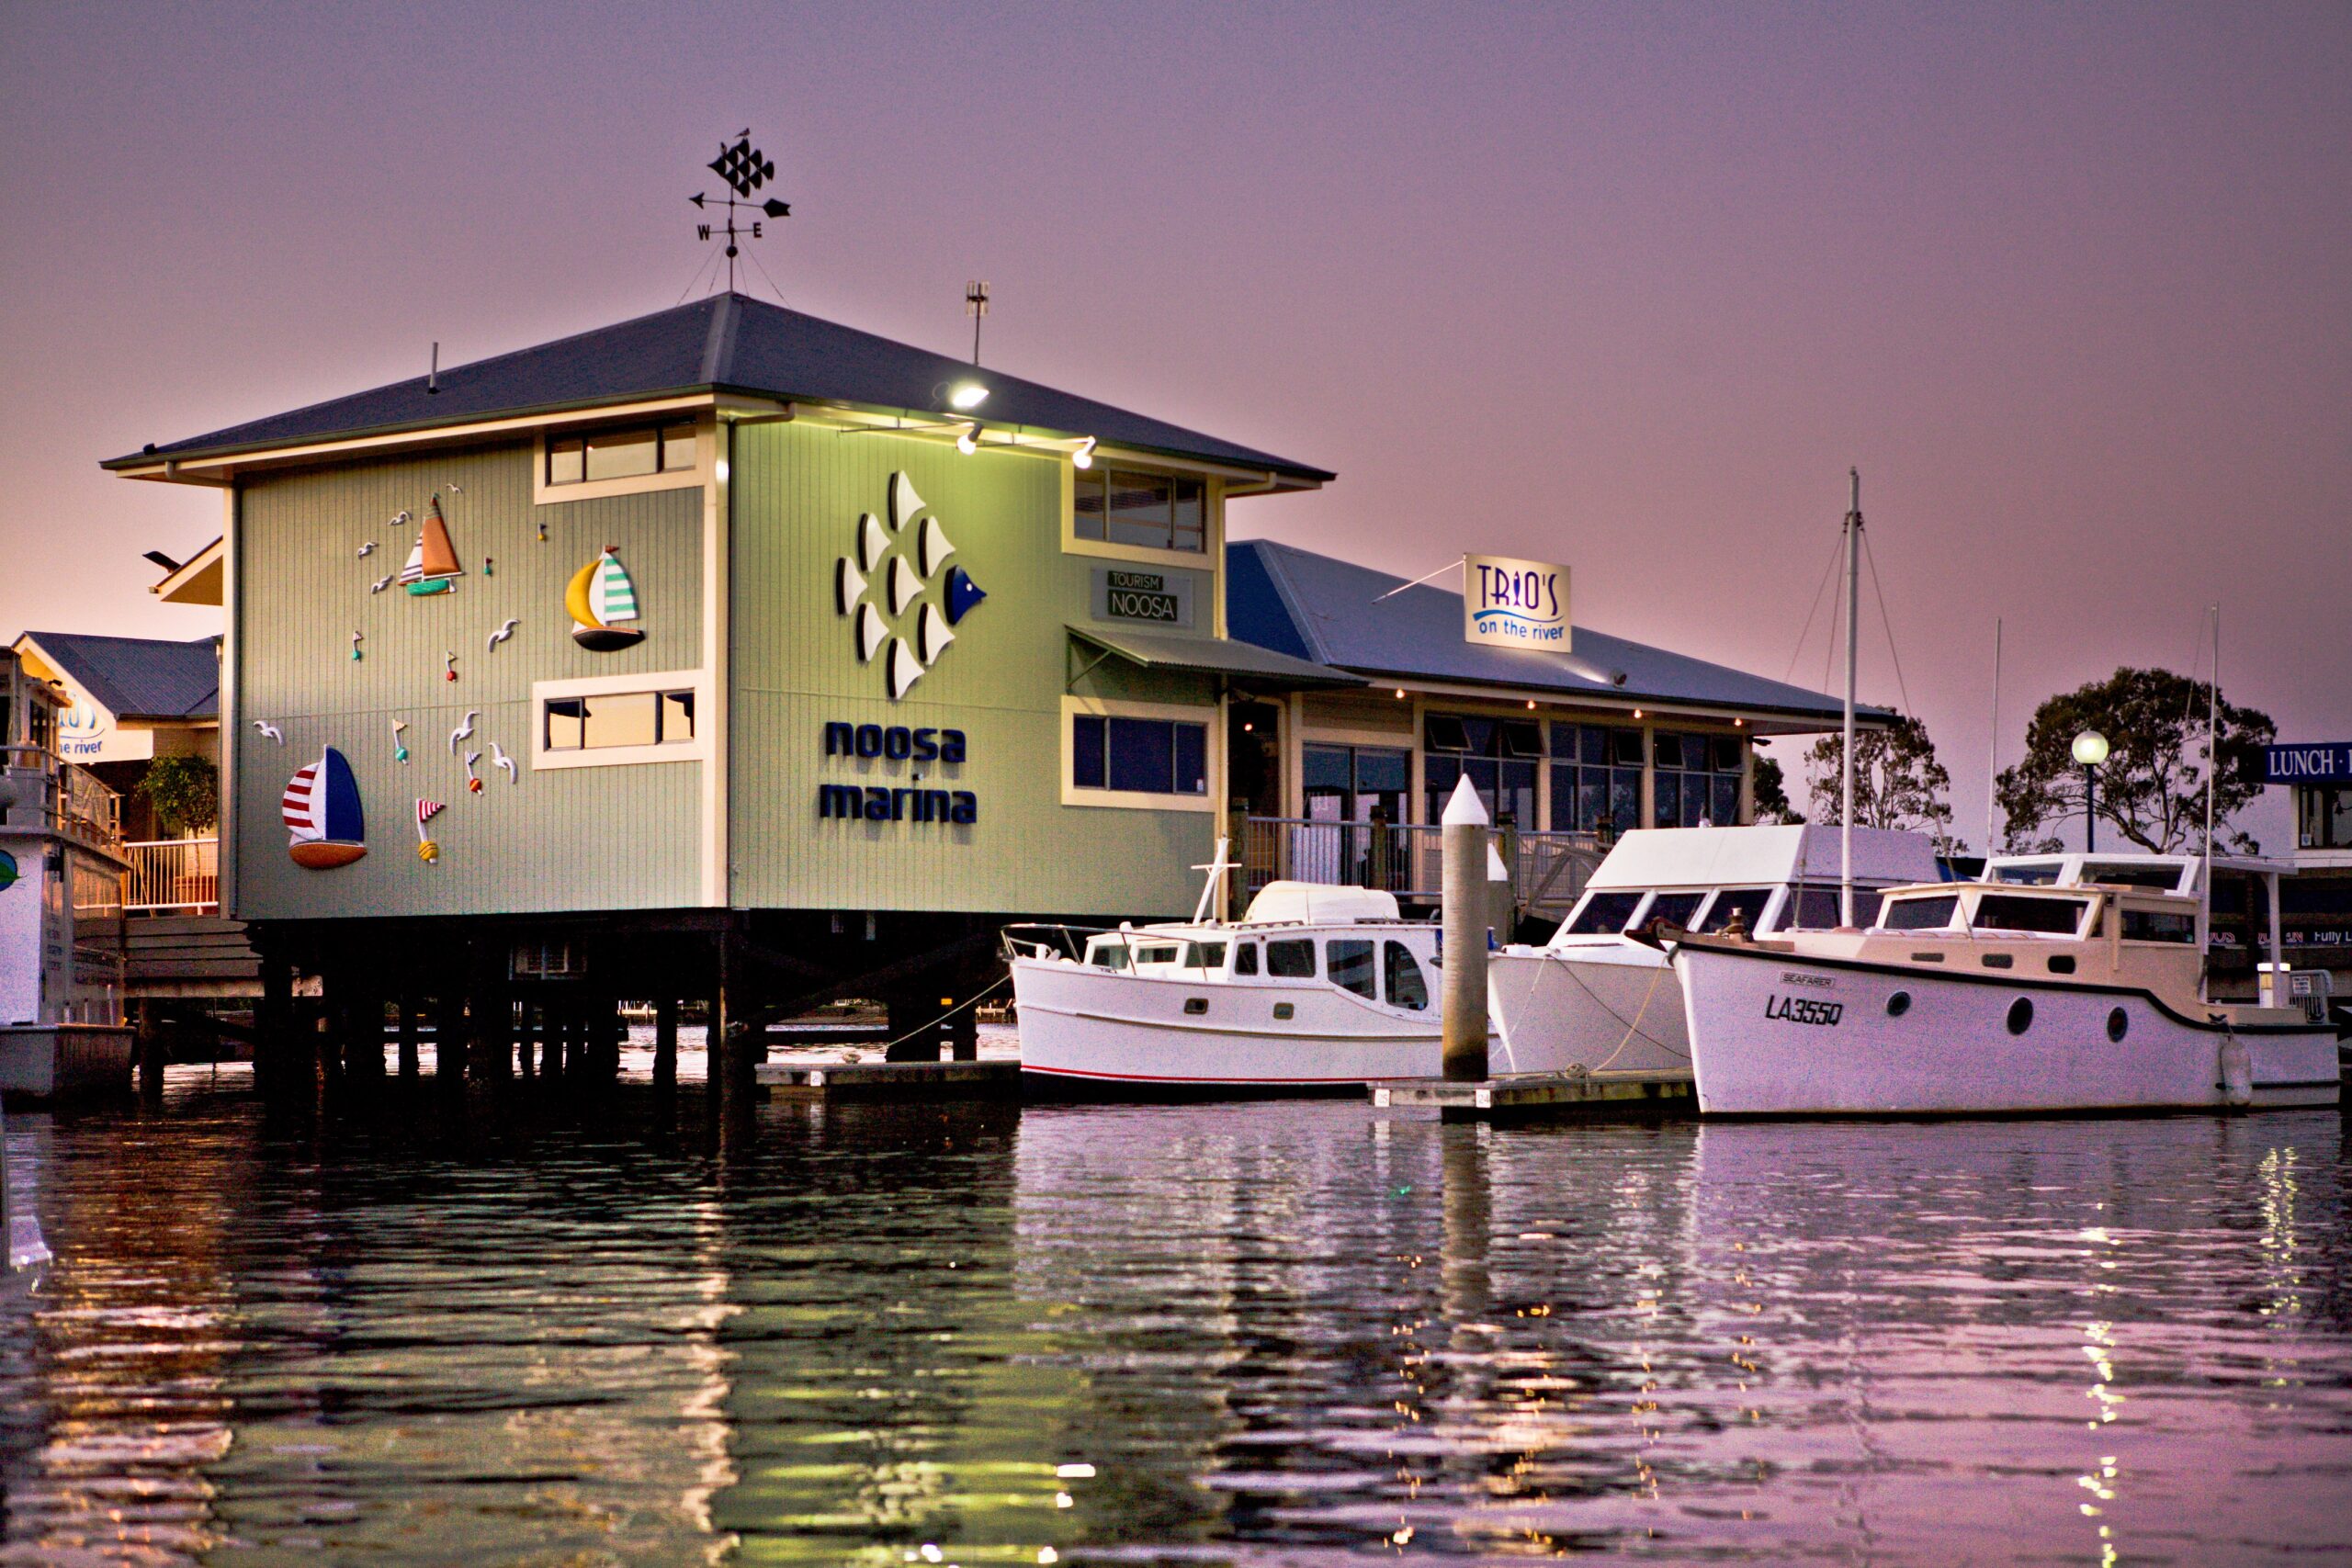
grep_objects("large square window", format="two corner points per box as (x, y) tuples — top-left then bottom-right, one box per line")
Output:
(1071, 713), (1209, 795)
(1073, 468), (1206, 553)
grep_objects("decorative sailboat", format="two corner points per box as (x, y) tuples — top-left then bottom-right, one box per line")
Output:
(399, 496), (465, 596)
(283, 746), (367, 868)
(566, 545), (644, 650)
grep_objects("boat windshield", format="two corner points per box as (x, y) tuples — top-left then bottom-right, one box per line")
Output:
(1643, 892), (1706, 931)
(1880, 894), (1961, 931)
(1564, 891), (1645, 934)
(1697, 887), (1773, 934)
(1384, 941), (1430, 1010)
(2082, 862), (2188, 891)
(2120, 906), (2198, 943)
(1992, 861), (2064, 886)
(1972, 894), (2087, 936)
(1776, 887), (1884, 931)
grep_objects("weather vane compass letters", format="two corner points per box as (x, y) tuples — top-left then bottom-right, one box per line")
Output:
(690, 130), (789, 291)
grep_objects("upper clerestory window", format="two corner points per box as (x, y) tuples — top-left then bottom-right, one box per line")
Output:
(548, 423), (696, 487)
(1074, 468), (1205, 553)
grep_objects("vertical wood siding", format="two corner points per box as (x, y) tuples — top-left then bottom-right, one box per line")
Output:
(232, 442), (703, 919)
(729, 422), (1217, 919)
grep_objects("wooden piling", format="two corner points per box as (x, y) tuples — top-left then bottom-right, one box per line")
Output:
(653, 997), (678, 1097)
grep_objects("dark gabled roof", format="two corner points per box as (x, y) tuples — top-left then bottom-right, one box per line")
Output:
(17, 633), (220, 720)
(1226, 540), (1894, 726)
(105, 292), (1333, 483)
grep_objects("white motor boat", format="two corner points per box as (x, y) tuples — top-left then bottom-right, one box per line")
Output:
(1488, 825), (1941, 1076)
(1665, 852), (2343, 1116)
(1007, 878), (1498, 1096)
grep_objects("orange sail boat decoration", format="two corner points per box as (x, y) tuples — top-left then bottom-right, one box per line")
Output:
(400, 496), (464, 596)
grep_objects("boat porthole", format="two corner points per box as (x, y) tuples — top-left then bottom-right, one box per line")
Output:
(2107, 1007), (2128, 1043)
(1272, 1002), (1295, 1021)
(1183, 998), (1208, 1016)
(1886, 991), (1911, 1018)
(2007, 998), (2033, 1035)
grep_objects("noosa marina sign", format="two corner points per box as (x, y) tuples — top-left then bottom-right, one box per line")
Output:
(818, 721), (978, 825)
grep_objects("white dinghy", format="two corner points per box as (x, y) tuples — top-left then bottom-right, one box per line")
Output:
(1488, 825), (1940, 1076)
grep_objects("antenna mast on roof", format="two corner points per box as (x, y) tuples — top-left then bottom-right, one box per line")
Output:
(966, 280), (989, 364)
(689, 130), (790, 293)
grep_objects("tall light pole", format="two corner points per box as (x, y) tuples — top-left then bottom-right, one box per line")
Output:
(2072, 729), (2109, 852)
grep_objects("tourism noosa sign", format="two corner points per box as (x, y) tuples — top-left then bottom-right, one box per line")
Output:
(1463, 555), (1570, 650)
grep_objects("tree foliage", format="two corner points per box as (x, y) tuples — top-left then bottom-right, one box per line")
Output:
(138, 755), (219, 835)
(1995, 666), (2272, 854)
(1804, 715), (1955, 849)
(1750, 750), (1800, 824)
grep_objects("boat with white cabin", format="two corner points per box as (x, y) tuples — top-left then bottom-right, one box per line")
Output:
(1487, 825), (1942, 1076)
(1664, 852), (2343, 1115)
(1006, 872), (1499, 1096)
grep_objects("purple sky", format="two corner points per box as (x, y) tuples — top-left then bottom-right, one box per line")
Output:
(3, 2), (2344, 851)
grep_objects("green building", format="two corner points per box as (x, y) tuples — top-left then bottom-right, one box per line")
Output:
(105, 293), (1348, 1046)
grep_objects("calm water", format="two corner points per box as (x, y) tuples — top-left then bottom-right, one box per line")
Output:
(4, 1061), (2350, 1565)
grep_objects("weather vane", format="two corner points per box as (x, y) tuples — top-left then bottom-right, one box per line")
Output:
(690, 130), (789, 292)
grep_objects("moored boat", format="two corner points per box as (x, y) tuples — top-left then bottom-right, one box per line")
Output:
(1007, 876), (1502, 1097)
(1488, 825), (1939, 1076)
(1665, 853), (2342, 1116)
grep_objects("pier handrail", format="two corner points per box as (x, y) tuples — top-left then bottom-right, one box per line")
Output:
(1, 744), (124, 855)
(121, 835), (221, 915)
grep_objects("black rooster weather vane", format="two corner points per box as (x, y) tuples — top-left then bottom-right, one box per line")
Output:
(691, 131), (790, 292)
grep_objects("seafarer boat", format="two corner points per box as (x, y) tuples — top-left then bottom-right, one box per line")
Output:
(1661, 852), (2342, 1116)
(283, 745), (367, 868)
(1487, 824), (1940, 1076)
(1006, 852), (1502, 1096)
(566, 545), (644, 650)
(399, 496), (464, 596)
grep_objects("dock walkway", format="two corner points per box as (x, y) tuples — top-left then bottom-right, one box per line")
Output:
(1372, 1069), (1696, 1122)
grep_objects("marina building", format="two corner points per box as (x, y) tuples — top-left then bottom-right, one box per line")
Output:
(2252, 739), (2352, 1002)
(99, 290), (1878, 1071)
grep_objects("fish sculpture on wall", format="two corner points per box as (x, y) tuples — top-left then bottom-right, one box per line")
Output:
(283, 746), (367, 868)
(566, 545), (644, 650)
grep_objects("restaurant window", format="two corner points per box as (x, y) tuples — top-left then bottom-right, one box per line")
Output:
(1071, 714), (1209, 795)
(1652, 728), (1746, 829)
(1073, 467), (1206, 553)
(1423, 714), (1538, 828)
(1549, 723), (1645, 838)
(2300, 785), (2352, 851)
(547, 422), (696, 486)
(543, 689), (696, 750)
(1303, 743), (1411, 891)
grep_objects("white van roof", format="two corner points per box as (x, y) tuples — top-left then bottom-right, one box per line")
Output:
(1587, 825), (1939, 891)
(1238, 881), (1403, 925)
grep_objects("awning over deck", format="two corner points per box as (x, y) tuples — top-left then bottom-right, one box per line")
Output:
(1066, 626), (1363, 689)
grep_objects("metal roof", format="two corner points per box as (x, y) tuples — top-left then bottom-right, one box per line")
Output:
(1066, 625), (1363, 688)
(1226, 540), (1891, 726)
(104, 292), (1333, 484)
(13, 632), (220, 720)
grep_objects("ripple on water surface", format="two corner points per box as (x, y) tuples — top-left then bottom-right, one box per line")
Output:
(3, 1070), (2349, 1564)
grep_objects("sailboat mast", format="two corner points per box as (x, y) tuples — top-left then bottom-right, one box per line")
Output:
(1841, 468), (1860, 927)
(2200, 604), (2220, 998)
(1985, 616), (2002, 864)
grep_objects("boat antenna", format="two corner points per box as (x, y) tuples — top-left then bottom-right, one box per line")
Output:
(1841, 468), (1860, 927)
(966, 279), (989, 364)
(1984, 616), (2002, 867)
(1192, 836), (1236, 924)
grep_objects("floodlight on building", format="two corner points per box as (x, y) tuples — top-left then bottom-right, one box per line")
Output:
(956, 423), (979, 456)
(1072, 436), (1097, 470)
(949, 381), (989, 412)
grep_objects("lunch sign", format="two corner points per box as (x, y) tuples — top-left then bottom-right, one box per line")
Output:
(2264, 743), (2352, 784)
(1463, 554), (1570, 650)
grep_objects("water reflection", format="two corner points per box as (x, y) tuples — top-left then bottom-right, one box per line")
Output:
(0, 1075), (2347, 1564)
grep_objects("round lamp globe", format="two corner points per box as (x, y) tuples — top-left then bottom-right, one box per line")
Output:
(2071, 729), (2110, 767)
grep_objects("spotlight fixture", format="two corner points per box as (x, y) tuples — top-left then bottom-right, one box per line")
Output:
(1072, 435), (1097, 470)
(956, 422), (979, 456)
(949, 380), (989, 412)
(1394, 689), (1406, 699)
(1633, 709), (1644, 719)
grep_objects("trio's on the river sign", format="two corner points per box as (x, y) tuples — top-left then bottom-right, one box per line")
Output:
(1462, 554), (1570, 649)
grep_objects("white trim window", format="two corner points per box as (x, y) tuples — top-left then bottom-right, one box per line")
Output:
(534, 420), (706, 504)
(1060, 695), (1218, 812)
(1063, 465), (1220, 569)
(532, 670), (710, 770)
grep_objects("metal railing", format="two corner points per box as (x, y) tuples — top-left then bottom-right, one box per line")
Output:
(122, 836), (221, 915)
(1237, 818), (1602, 920)
(1, 744), (122, 853)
